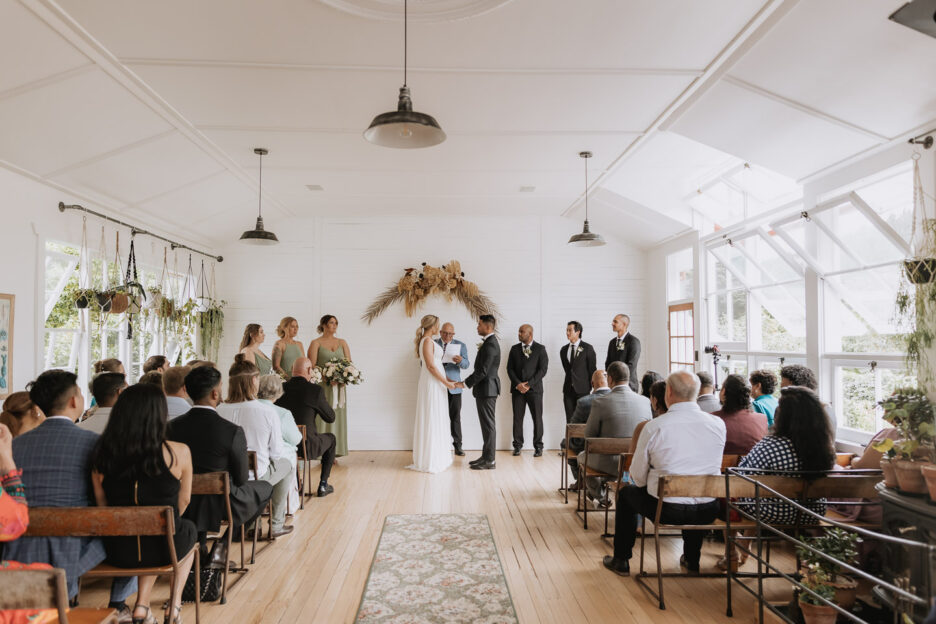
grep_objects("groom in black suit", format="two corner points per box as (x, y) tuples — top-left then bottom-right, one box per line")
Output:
(459, 314), (501, 470)
(560, 320), (597, 423)
(506, 324), (548, 456)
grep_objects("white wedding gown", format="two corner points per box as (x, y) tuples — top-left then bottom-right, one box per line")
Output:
(407, 337), (453, 473)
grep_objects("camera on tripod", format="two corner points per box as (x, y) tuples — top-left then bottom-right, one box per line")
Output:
(704, 345), (722, 389)
(704, 345), (720, 356)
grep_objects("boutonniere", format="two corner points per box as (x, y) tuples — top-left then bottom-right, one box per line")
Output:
(522, 345), (532, 358)
(616, 340), (626, 352)
(575, 346), (583, 357)
(476, 342), (484, 350)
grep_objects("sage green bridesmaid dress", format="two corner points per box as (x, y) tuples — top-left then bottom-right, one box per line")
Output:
(279, 343), (303, 378)
(317, 344), (348, 456)
(254, 352), (272, 376)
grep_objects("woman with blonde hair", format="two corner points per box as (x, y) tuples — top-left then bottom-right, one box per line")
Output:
(239, 323), (273, 376)
(272, 317), (304, 379)
(307, 315), (353, 457)
(0, 392), (44, 437)
(408, 314), (455, 473)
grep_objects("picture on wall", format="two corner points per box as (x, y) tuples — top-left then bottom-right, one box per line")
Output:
(0, 293), (12, 399)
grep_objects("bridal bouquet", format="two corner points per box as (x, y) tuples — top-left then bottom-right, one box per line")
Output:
(319, 358), (362, 408)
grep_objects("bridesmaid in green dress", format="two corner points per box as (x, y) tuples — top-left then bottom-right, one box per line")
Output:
(308, 314), (352, 457)
(238, 323), (273, 376)
(272, 316), (305, 379)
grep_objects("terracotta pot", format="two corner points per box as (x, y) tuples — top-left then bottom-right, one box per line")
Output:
(799, 599), (838, 624)
(894, 459), (929, 495)
(880, 457), (899, 489)
(831, 575), (858, 611)
(109, 293), (130, 315)
(921, 464), (936, 502)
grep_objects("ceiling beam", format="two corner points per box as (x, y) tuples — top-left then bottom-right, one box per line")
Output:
(561, 0), (802, 218)
(18, 0), (293, 218)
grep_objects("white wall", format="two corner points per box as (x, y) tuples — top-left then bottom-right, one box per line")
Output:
(217, 215), (647, 451)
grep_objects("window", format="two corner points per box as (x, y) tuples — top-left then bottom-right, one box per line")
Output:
(666, 248), (694, 302)
(834, 363), (914, 435)
(668, 303), (694, 373)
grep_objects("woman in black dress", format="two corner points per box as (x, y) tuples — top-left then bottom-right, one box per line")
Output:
(91, 384), (197, 624)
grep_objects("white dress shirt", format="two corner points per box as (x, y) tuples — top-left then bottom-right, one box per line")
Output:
(218, 399), (285, 479)
(78, 407), (111, 434)
(165, 396), (192, 420)
(629, 401), (726, 504)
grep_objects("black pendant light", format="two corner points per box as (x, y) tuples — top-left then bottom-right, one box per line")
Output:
(363, 0), (446, 148)
(568, 151), (606, 247)
(240, 148), (279, 245)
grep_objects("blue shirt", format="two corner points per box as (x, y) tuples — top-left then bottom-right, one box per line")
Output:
(752, 394), (779, 427)
(435, 338), (470, 395)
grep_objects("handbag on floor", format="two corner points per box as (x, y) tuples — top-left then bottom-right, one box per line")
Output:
(181, 540), (226, 603)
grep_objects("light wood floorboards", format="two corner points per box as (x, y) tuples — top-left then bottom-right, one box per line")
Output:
(82, 450), (791, 623)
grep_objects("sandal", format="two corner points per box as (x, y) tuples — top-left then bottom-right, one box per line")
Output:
(163, 605), (182, 624)
(132, 605), (158, 624)
(716, 556), (740, 573)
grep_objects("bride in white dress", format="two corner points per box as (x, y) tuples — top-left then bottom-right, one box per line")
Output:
(407, 314), (456, 473)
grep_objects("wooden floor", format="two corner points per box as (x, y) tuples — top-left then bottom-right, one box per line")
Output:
(82, 450), (793, 623)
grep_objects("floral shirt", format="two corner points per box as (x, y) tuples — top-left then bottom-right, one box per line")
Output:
(0, 469), (28, 541)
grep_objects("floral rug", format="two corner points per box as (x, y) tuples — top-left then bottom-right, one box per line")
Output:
(356, 514), (518, 624)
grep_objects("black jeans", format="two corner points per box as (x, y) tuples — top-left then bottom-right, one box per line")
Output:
(613, 485), (719, 568)
(447, 392), (463, 449)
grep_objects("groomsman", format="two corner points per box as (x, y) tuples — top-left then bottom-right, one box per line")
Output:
(506, 324), (549, 457)
(560, 321), (597, 423)
(605, 314), (641, 392)
(436, 323), (470, 456)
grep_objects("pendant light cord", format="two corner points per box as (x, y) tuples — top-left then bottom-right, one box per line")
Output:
(258, 151), (263, 218)
(403, 0), (408, 87)
(583, 155), (589, 221)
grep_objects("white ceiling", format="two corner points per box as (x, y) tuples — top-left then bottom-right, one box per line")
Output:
(0, 0), (934, 250)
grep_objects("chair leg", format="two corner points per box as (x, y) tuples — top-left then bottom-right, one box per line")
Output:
(220, 526), (232, 605)
(298, 463), (305, 511)
(638, 518), (647, 575)
(603, 492), (611, 537)
(654, 526), (665, 610)
(194, 547), (201, 624)
(725, 529), (733, 617)
(250, 519), (258, 564)
(239, 526), (246, 569)
(562, 456), (568, 504)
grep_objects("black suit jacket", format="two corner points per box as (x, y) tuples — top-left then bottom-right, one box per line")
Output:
(464, 334), (501, 398)
(167, 406), (272, 530)
(276, 376), (336, 458)
(506, 341), (548, 395)
(560, 341), (597, 396)
(605, 333), (641, 392)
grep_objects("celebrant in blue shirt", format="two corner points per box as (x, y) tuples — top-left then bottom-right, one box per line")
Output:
(436, 323), (470, 456)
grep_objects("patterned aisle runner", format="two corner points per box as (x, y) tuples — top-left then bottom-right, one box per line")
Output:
(356, 514), (518, 624)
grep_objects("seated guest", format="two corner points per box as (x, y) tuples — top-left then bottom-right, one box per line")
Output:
(738, 386), (835, 524)
(696, 372), (721, 413)
(138, 371), (164, 389)
(712, 374), (767, 455)
(143, 355), (169, 375)
(218, 356), (293, 536)
(1, 422), (28, 540)
(257, 375), (302, 509)
(749, 369), (779, 426)
(276, 358), (337, 498)
(780, 364), (836, 428)
(163, 366), (193, 420)
(639, 371), (663, 400)
(79, 372), (127, 434)
(4, 370), (136, 613)
(1, 392), (45, 437)
(603, 371), (725, 576)
(630, 380), (667, 453)
(577, 362), (650, 502)
(565, 370), (611, 482)
(91, 384), (196, 624)
(93, 358), (125, 375)
(167, 367), (273, 538)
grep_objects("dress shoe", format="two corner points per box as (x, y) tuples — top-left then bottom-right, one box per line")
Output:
(454, 448), (465, 456)
(512, 449), (521, 456)
(602, 556), (630, 576)
(271, 525), (294, 538)
(470, 460), (496, 470)
(679, 554), (700, 575)
(469, 456), (485, 466)
(567, 480), (583, 491)
(534, 449), (543, 457)
(317, 483), (334, 497)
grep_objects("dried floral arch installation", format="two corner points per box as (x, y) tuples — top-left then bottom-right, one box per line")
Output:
(362, 261), (499, 324)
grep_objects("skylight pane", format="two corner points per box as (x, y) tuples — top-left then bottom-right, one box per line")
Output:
(814, 201), (904, 266)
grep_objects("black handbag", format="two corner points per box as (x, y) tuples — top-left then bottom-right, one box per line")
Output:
(182, 541), (226, 603)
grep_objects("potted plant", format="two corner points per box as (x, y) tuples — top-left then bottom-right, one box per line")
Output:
(798, 566), (839, 624)
(873, 440), (899, 489)
(197, 300), (225, 362)
(877, 389), (935, 495)
(95, 290), (113, 313)
(73, 287), (97, 310)
(797, 528), (860, 610)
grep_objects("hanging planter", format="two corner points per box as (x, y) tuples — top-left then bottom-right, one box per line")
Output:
(74, 288), (96, 310)
(95, 291), (113, 313)
(108, 290), (130, 315)
(903, 258), (936, 284)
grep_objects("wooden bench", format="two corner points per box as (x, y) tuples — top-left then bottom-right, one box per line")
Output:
(24, 506), (200, 623)
(560, 423), (586, 503)
(0, 568), (117, 624)
(577, 437), (630, 532)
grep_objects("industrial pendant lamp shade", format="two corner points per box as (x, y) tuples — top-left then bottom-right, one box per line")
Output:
(568, 151), (605, 247)
(240, 148), (279, 245)
(363, 0), (445, 149)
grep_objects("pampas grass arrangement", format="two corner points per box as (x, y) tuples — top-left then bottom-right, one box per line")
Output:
(362, 260), (499, 324)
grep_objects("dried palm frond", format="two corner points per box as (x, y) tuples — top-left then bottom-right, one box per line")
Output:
(454, 285), (499, 320)
(361, 285), (405, 324)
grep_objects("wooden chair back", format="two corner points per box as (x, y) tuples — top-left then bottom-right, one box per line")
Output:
(658, 474), (805, 500)
(191, 471), (230, 497)
(802, 473), (882, 499)
(26, 506), (172, 538)
(565, 423), (586, 439)
(247, 450), (258, 480)
(721, 455), (740, 471)
(0, 568), (68, 620)
(584, 437), (632, 456)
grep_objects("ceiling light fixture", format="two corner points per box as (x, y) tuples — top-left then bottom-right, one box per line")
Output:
(363, 0), (446, 148)
(240, 148), (279, 245)
(568, 151), (605, 247)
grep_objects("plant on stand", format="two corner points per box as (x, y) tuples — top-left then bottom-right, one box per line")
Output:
(874, 389), (935, 495)
(797, 528), (861, 611)
(798, 566), (839, 624)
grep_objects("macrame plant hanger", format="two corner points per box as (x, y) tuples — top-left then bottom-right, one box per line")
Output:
(94, 226), (109, 333)
(124, 234), (141, 338)
(77, 217), (90, 333)
(196, 259), (210, 311)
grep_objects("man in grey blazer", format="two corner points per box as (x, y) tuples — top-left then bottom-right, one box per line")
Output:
(577, 362), (651, 501)
(696, 371), (722, 413)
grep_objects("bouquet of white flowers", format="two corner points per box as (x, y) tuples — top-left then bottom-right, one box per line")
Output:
(319, 358), (362, 407)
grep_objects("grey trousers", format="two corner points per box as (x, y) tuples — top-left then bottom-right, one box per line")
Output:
(261, 457), (292, 531)
(576, 450), (621, 500)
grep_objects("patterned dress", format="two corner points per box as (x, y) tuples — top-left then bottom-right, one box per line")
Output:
(317, 344), (348, 456)
(737, 435), (826, 524)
